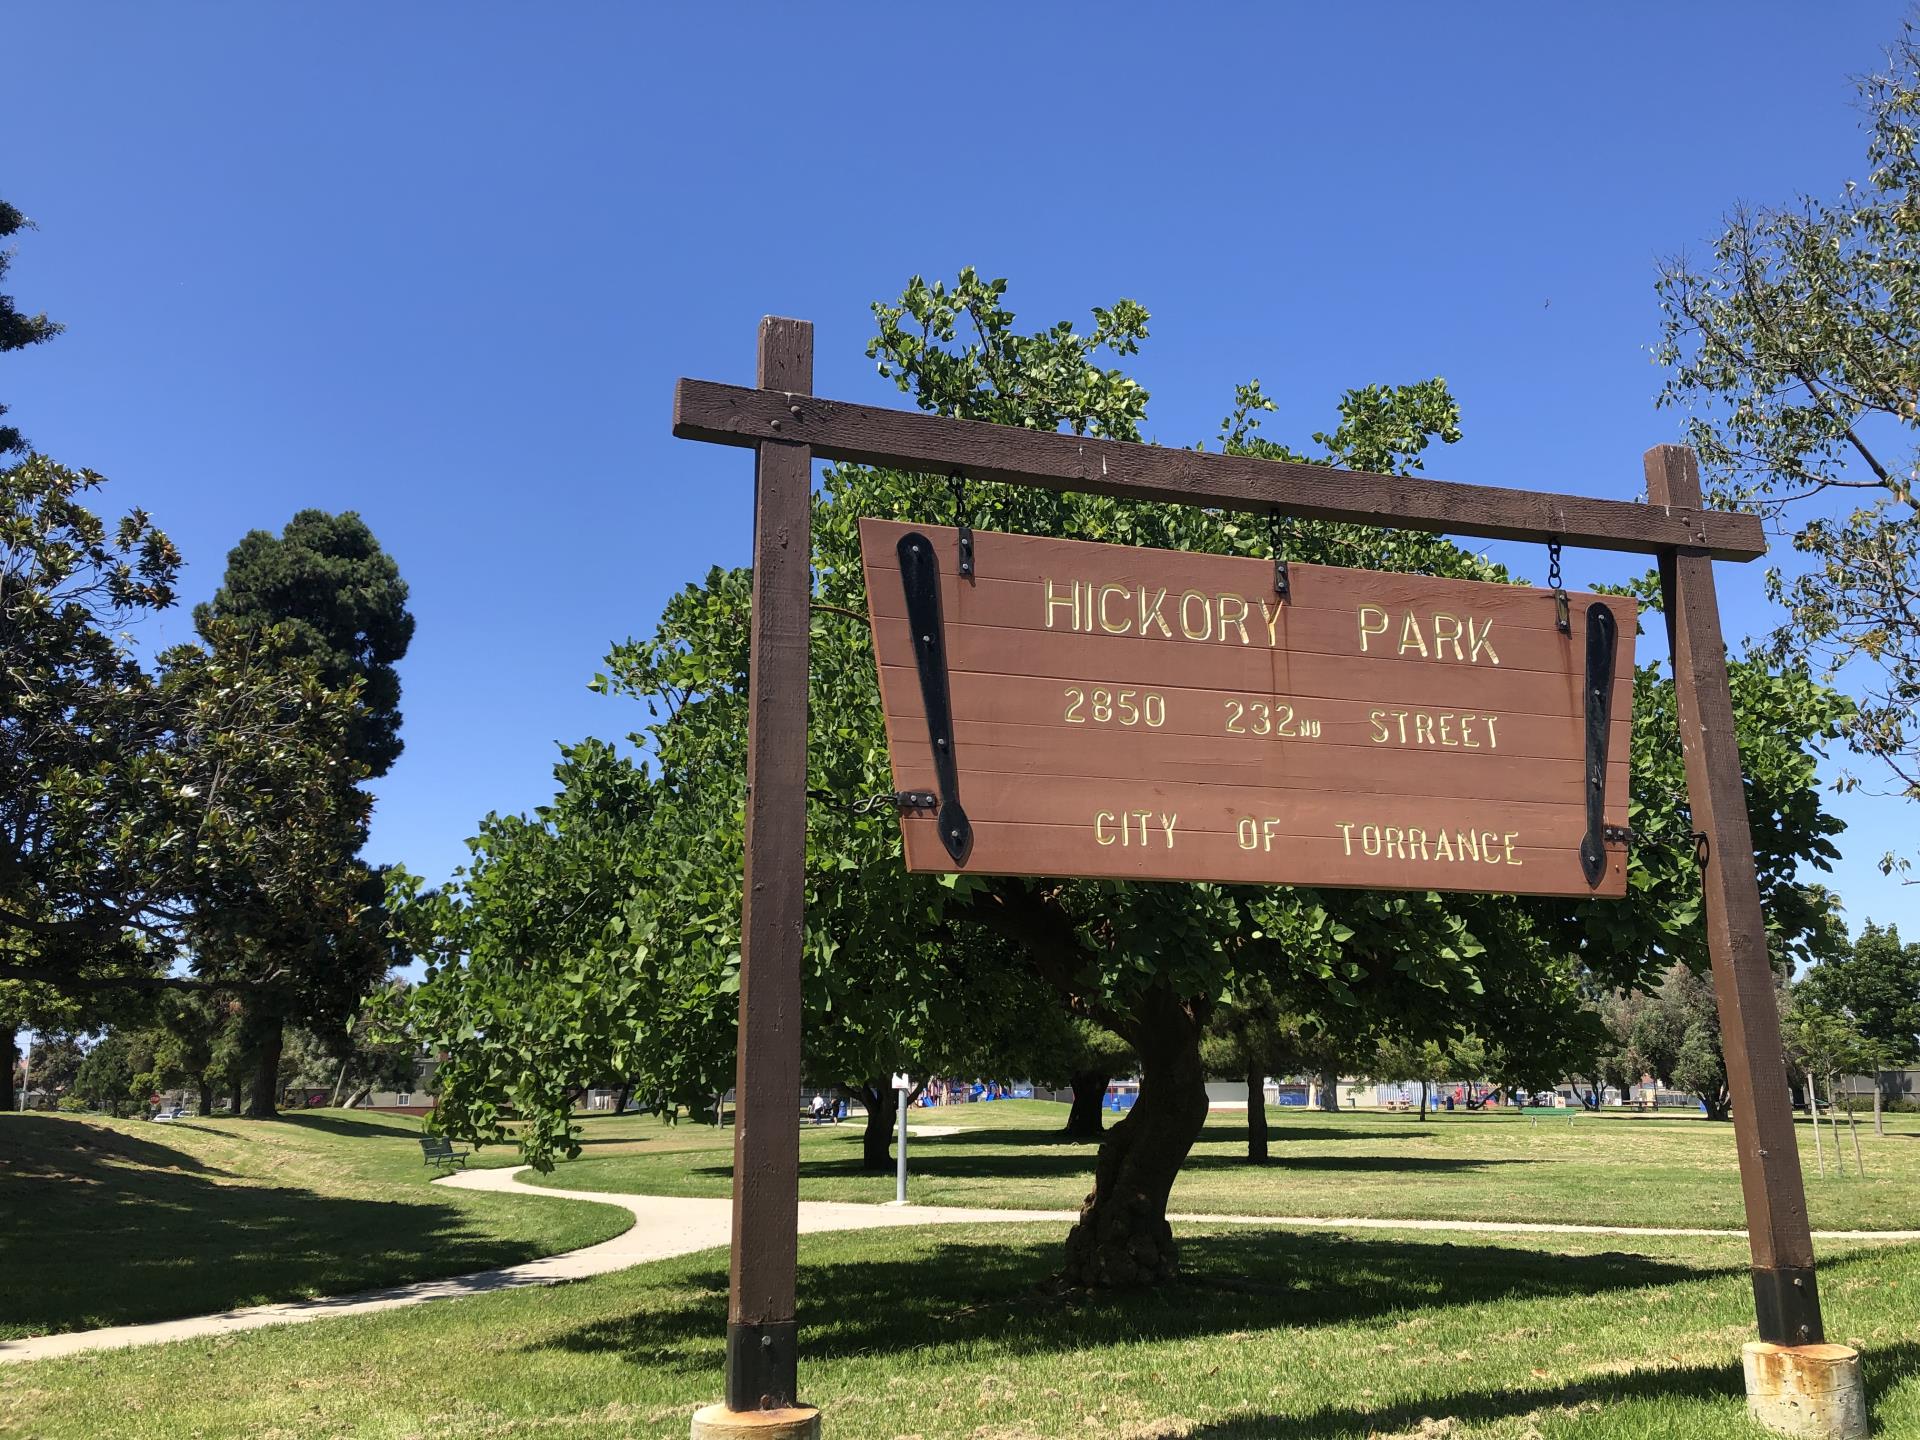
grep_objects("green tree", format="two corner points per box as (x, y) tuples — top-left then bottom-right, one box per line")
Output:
(1796, 920), (1920, 1130)
(194, 510), (413, 1116)
(1798, 921), (1920, 1068)
(1656, 23), (1920, 833)
(407, 269), (1852, 1291)
(72, 1031), (141, 1116)
(1039, 1019), (1135, 1141)
(3, 461), (373, 1010)
(0, 199), (64, 457)
(196, 510), (414, 777)
(16, 1030), (83, 1102)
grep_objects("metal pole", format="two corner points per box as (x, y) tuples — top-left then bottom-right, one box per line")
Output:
(895, 1087), (908, 1205)
(1646, 444), (1824, 1346)
(723, 317), (814, 1414)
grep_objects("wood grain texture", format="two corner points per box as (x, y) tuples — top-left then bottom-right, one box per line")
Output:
(861, 520), (1635, 897)
(728, 318), (812, 1409)
(1647, 443), (1820, 1340)
(676, 378), (1766, 560)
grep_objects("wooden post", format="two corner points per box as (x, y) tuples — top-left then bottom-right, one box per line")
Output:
(726, 317), (814, 1412)
(1645, 444), (1824, 1346)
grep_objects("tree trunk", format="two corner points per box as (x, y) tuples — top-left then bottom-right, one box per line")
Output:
(195, 1077), (214, 1117)
(1874, 1073), (1885, 1138)
(1063, 1070), (1110, 1139)
(1702, 1091), (1733, 1123)
(1418, 1078), (1428, 1122)
(1315, 1066), (1340, 1111)
(1245, 1065), (1268, 1163)
(0, 1027), (15, 1111)
(614, 1081), (633, 1116)
(859, 1083), (893, 1172)
(229, 1081), (244, 1115)
(1062, 986), (1209, 1289)
(245, 1016), (284, 1118)
(1806, 1068), (1826, 1178)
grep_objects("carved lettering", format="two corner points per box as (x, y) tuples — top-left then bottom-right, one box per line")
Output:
(1045, 578), (1077, 631)
(1180, 590), (1213, 641)
(1358, 605), (1390, 653)
(1138, 587), (1173, 639)
(1217, 592), (1251, 645)
(1468, 617), (1500, 665)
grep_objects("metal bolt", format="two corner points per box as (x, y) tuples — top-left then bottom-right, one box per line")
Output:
(921, 634), (932, 645)
(770, 418), (782, 431)
(936, 737), (948, 748)
(950, 830), (961, 841)
(789, 404), (802, 417)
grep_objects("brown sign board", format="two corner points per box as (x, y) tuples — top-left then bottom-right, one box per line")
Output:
(860, 518), (1637, 897)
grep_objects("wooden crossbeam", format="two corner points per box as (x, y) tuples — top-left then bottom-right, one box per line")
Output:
(673, 378), (1766, 562)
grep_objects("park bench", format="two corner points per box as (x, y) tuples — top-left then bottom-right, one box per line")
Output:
(418, 1134), (469, 1170)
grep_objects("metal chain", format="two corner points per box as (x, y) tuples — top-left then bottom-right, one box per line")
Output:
(1547, 540), (1563, 592)
(1269, 511), (1290, 600)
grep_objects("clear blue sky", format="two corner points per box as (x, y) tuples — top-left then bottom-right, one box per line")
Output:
(8, 3), (1916, 937)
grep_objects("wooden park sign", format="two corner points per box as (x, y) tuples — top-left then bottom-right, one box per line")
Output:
(671, 318), (1835, 1435)
(860, 519), (1636, 896)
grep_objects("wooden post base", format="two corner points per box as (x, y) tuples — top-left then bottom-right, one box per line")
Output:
(690, 1403), (821, 1440)
(1742, 1343), (1868, 1439)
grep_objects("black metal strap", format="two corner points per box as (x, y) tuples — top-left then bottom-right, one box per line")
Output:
(1268, 511), (1289, 601)
(896, 532), (971, 863)
(950, 474), (974, 579)
(1579, 601), (1618, 887)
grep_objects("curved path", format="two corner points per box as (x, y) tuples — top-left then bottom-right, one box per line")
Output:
(3, 1166), (1914, 1366)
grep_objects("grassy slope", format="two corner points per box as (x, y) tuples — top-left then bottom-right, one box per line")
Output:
(0, 1109), (628, 1339)
(2, 1220), (1914, 1439)
(529, 1099), (1920, 1232)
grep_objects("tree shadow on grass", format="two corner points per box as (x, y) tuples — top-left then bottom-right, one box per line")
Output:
(1185, 1340), (1920, 1439)
(1, 1113), (231, 1178)
(0, 1114), (565, 1338)
(274, 1111), (422, 1142)
(542, 1226), (1740, 1375)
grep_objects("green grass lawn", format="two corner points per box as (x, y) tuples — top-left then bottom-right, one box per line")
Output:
(527, 1099), (1920, 1233)
(0, 1108), (630, 1339)
(3, 1217), (1915, 1439)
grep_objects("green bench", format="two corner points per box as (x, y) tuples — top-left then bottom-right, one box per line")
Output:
(418, 1134), (470, 1170)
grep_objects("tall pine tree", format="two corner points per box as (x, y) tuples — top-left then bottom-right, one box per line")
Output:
(196, 512), (413, 1114)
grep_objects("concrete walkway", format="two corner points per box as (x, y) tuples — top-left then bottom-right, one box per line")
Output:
(4, 1166), (1915, 1366)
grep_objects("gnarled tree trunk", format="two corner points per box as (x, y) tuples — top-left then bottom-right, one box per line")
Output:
(1245, 1065), (1268, 1163)
(1064, 1069), (1110, 1139)
(1062, 986), (1209, 1289)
